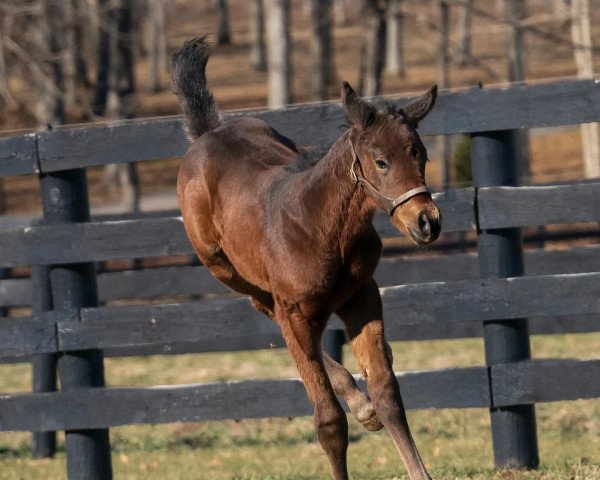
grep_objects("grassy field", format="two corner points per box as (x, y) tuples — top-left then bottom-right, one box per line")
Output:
(1, 333), (599, 479)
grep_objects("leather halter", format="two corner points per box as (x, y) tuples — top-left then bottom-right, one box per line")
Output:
(348, 140), (430, 216)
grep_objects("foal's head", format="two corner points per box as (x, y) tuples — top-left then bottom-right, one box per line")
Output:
(342, 82), (441, 245)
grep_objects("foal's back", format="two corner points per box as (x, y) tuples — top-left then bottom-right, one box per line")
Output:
(177, 116), (301, 294)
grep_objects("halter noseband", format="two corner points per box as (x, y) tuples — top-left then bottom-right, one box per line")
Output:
(349, 140), (430, 216)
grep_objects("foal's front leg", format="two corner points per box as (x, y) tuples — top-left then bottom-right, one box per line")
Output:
(275, 302), (349, 480)
(322, 352), (383, 432)
(336, 279), (432, 480)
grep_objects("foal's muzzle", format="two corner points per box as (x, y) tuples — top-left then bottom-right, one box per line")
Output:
(408, 210), (441, 245)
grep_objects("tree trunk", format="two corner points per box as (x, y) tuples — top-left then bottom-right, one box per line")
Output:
(456, 0), (473, 66)
(505, 0), (530, 182)
(310, 0), (335, 101)
(385, 0), (405, 77)
(98, 0), (140, 212)
(334, 0), (348, 26)
(250, 0), (267, 71)
(34, 0), (65, 126)
(63, 0), (77, 109)
(92, 0), (110, 116)
(571, 0), (599, 178)
(73, 0), (91, 88)
(359, 0), (387, 97)
(266, 0), (292, 108)
(217, 0), (231, 45)
(148, 0), (167, 92)
(437, 0), (451, 190)
(85, 0), (100, 82)
(437, 0), (450, 90)
(0, 16), (17, 110)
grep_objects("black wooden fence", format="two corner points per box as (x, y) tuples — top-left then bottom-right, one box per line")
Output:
(0, 79), (599, 479)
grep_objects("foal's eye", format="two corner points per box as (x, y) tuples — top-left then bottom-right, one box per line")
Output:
(375, 159), (388, 170)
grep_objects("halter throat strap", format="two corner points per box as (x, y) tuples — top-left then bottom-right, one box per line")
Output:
(348, 140), (430, 216)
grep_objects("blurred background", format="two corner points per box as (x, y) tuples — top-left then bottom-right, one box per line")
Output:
(0, 0), (599, 216)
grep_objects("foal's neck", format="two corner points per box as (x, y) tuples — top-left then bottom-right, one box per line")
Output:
(303, 131), (376, 252)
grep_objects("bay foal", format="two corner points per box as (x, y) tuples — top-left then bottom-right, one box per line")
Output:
(173, 37), (441, 480)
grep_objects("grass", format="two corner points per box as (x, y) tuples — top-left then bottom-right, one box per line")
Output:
(0, 333), (599, 479)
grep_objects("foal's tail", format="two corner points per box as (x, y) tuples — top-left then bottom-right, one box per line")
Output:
(171, 36), (222, 142)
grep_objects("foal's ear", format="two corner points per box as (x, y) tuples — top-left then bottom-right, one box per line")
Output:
(398, 85), (438, 126)
(341, 81), (376, 129)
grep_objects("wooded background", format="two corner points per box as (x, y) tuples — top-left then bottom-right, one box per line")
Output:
(0, 0), (598, 211)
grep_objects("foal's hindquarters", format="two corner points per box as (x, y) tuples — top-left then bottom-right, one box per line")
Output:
(173, 36), (439, 480)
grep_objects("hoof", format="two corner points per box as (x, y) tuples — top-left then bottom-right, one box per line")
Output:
(356, 404), (384, 432)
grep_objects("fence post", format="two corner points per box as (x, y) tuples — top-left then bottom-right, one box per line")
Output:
(39, 169), (113, 480)
(31, 264), (57, 458)
(471, 130), (539, 469)
(322, 329), (344, 364)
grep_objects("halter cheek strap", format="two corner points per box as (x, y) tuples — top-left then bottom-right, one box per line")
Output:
(349, 140), (430, 216)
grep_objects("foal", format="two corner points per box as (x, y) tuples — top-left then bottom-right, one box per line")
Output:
(173, 37), (441, 480)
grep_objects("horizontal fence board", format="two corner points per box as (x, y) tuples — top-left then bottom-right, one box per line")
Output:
(492, 359), (600, 407)
(59, 298), (278, 351)
(478, 182), (600, 229)
(0, 190), (473, 268)
(0, 133), (37, 176)
(97, 265), (232, 300)
(0, 277), (30, 308)
(0, 311), (61, 357)
(0, 215), (36, 231)
(1, 80), (599, 175)
(0, 217), (193, 268)
(385, 315), (600, 342)
(2, 314), (598, 363)
(0, 367), (489, 432)
(50, 272), (600, 353)
(37, 118), (188, 173)
(381, 272), (600, 332)
(2, 243), (599, 308)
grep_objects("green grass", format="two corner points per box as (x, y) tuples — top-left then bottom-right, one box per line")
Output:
(1, 333), (599, 479)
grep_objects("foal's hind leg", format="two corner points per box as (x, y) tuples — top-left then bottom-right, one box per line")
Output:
(322, 353), (383, 432)
(275, 302), (349, 480)
(336, 279), (432, 480)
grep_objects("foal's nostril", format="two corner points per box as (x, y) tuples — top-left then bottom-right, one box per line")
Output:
(418, 212), (431, 237)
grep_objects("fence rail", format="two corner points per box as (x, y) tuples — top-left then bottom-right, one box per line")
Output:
(2, 79), (600, 177)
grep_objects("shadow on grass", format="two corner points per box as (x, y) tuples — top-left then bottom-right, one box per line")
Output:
(0, 443), (65, 460)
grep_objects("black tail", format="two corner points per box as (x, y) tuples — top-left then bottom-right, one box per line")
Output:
(171, 36), (222, 142)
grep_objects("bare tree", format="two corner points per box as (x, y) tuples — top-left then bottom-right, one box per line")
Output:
(456, 0), (473, 66)
(0, 15), (17, 111)
(93, 0), (140, 212)
(73, 0), (92, 88)
(148, 0), (167, 92)
(385, 0), (405, 77)
(250, 0), (267, 71)
(34, 0), (65, 126)
(359, 0), (388, 97)
(310, 0), (336, 101)
(505, 0), (530, 182)
(571, 0), (599, 178)
(437, 0), (451, 189)
(334, 0), (348, 26)
(63, 0), (77, 109)
(266, 0), (292, 107)
(217, 0), (231, 45)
